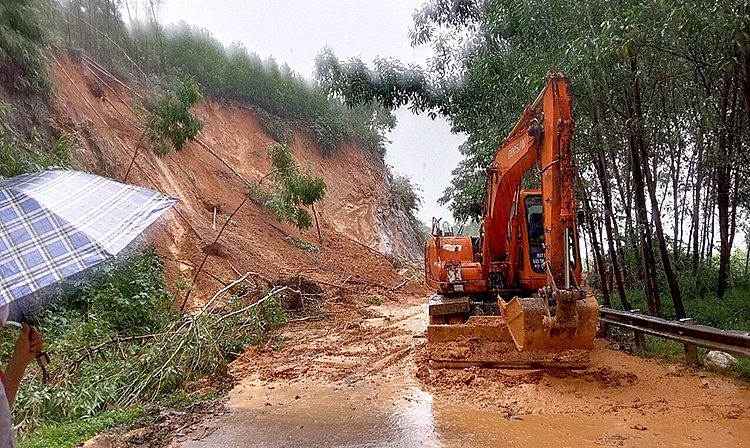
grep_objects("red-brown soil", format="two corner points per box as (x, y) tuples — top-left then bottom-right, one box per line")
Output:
(48, 52), (412, 312)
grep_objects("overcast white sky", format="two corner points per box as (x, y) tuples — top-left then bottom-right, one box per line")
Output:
(150, 0), (466, 223)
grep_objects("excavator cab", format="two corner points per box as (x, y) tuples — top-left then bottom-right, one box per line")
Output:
(424, 73), (599, 368)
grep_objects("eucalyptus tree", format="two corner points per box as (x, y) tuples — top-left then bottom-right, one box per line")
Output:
(656, 1), (750, 297)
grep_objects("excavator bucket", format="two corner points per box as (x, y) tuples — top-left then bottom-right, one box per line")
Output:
(500, 296), (599, 352)
(426, 294), (599, 368)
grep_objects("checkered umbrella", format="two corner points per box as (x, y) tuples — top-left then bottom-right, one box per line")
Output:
(0, 170), (177, 307)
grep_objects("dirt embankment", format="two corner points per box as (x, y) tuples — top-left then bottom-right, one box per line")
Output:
(48, 52), (423, 309)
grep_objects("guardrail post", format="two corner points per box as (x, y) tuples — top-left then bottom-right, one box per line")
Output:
(680, 318), (699, 366)
(632, 309), (645, 349)
(684, 344), (698, 366)
(634, 330), (646, 349)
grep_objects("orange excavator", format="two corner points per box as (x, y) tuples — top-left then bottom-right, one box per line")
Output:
(425, 73), (599, 367)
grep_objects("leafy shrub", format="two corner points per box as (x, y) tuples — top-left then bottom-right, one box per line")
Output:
(248, 180), (271, 206)
(389, 172), (423, 216)
(0, 102), (76, 178)
(0, 0), (52, 94)
(265, 143), (326, 232)
(256, 108), (294, 145)
(311, 113), (345, 156)
(286, 235), (320, 253)
(143, 77), (204, 156)
(8, 246), (288, 438)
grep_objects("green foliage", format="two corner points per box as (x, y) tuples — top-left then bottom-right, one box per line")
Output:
(285, 235), (320, 253)
(631, 334), (750, 383)
(143, 77), (204, 156)
(388, 169), (427, 239)
(390, 172), (423, 217)
(684, 289), (750, 331)
(364, 295), (382, 306)
(18, 408), (144, 448)
(9, 246), (288, 438)
(6, 3), (393, 161)
(412, 219), (432, 244)
(311, 112), (345, 157)
(248, 180), (271, 206)
(172, 275), (194, 292)
(608, 263), (750, 332)
(0, 0), (52, 94)
(256, 108), (295, 145)
(0, 102), (76, 177)
(266, 143), (326, 232)
(142, 23), (391, 158)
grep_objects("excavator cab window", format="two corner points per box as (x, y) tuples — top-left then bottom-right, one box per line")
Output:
(524, 195), (545, 273)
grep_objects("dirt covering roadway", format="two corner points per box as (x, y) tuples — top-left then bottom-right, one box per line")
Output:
(171, 290), (750, 448)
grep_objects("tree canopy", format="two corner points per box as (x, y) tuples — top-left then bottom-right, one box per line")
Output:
(316, 0), (750, 311)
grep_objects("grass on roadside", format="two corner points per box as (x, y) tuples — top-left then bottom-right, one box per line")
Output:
(6, 245), (288, 444)
(608, 327), (750, 386)
(18, 408), (144, 448)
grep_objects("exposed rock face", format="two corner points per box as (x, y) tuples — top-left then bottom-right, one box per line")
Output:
(375, 196), (423, 260)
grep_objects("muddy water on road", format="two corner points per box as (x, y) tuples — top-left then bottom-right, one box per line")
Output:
(179, 301), (750, 448)
(181, 375), (735, 448)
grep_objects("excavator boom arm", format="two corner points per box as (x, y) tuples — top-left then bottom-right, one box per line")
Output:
(482, 73), (576, 287)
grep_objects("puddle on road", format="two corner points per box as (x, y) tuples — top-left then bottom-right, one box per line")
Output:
(182, 378), (612, 448)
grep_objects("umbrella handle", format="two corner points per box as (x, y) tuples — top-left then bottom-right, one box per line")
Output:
(36, 351), (50, 384)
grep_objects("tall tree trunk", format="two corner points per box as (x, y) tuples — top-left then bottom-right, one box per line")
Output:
(638, 126), (686, 318)
(632, 70), (685, 318)
(672, 150), (680, 256)
(716, 75), (737, 298)
(691, 121), (704, 272)
(582, 67), (632, 311)
(628, 54), (661, 316)
(582, 191), (610, 307)
(594, 142), (631, 311)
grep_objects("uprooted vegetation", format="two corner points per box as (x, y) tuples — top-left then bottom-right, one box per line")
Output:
(0, 246), (327, 445)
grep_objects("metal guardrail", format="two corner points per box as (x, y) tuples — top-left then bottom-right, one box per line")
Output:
(599, 307), (750, 360)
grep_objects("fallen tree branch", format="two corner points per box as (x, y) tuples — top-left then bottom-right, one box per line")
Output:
(348, 236), (383, 256)
(70, 332), (175, 374)
(220, 286), (288, 324)
(391, 278), (410, 291)
(196, 271), (254, 317)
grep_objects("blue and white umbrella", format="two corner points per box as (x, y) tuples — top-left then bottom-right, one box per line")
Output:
(0, 170), (177, 307)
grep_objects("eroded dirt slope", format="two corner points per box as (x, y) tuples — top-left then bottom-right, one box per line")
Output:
(48, 52), (419, 309)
